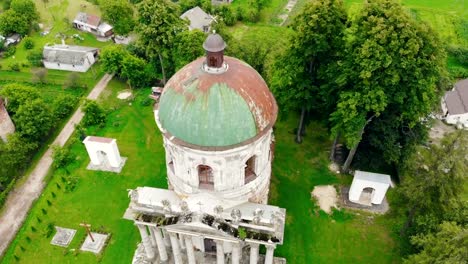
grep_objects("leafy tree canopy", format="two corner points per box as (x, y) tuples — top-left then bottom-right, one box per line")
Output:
(171, 29), (205, 71)
(404, 222), (468, 264)
(0, 84), (40, 115)
(330, 0), (446, 168)
(99, 0), (135, 36)
(13, 98), (53, 142)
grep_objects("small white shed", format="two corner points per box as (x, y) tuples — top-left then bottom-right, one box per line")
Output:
(83, 136), (122, 168)
(349, 170), (392, 205)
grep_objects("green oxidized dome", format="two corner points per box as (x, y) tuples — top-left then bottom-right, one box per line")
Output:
(157, 56), (277, 148)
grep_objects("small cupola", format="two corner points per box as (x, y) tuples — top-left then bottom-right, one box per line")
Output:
(202, 32), (228, 73)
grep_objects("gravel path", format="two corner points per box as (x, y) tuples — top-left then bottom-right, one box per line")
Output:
(279, 0), (298, 26)
(0, 73), (113, 257)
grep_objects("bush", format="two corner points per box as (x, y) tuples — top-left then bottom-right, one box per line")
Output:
(447, 45), (468, 66)
(64, 72), (81, 89)
(8, 62), (20, 71)
(82, 100), (106, 127)
(52, 94), (78, 119)
(45, 223), (54, 238)
(31, 68), (47, 84)
(27, 50), (43, 67)
(4, 46), (16, 57)
(23, 37), (34, 49)
(51, 145), (73, 169)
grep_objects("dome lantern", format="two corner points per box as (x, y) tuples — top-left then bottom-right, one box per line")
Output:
(203, 32), (227, 72)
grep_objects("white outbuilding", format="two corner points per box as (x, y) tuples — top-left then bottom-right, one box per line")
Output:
(349, 170), (392, 206)
(43, 43), (98, 72)
(83, 136), (126, 173)
(441, 78), (468, 129)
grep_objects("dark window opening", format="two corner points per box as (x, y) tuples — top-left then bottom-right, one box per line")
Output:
(198, 165), (214, 190)
(244, 156), (257, 184)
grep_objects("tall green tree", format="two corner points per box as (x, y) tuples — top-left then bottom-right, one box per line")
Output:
(331, 0), (446, 172)
(0, 10), (29, 35)
(171, 29), (205, 71)
(0, 84), (40, 115)
(14, 99), (53, 142)
(397, 132), (467, 237)
(100, 45), (128, 75)
(10, 0), (38, 24)
(100, 0), (135, 36)
(136, 0), (186, 84)
(268, 0), (347, 143)
(404, 222), (468, 264)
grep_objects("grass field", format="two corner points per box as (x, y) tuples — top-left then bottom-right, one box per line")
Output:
(1, 79), (399, 263)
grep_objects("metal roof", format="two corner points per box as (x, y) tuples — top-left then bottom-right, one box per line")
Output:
(43, 44), (98, 65)
(180, 6), (213, 31)
(444, 78), (468, 115)
(157, 56), (278, 148)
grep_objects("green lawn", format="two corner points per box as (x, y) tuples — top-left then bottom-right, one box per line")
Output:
(231, 0), (289, 24)
(1, 80), (399, 263)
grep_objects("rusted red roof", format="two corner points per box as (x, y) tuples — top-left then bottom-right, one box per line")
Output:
(164, 56), (278, 133)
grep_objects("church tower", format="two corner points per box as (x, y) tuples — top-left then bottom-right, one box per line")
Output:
(125, 33), (285, 264)
(155, 33), (278, 204)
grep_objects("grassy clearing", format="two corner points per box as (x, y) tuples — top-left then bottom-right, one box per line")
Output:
(1, 80), (399, 263)
(231, 0), (289, 24)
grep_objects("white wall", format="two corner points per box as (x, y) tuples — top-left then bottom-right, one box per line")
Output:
(44, 52), (95, 72)
(349, 179), (389, 205)
(83, 137), (122, 167)
(162, 126), (274, 204)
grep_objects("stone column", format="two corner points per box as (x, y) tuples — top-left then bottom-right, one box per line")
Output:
(137, 224), (155, 260)
(170, 233), (183, 264)
(264, 245), (275, 264)
(249, 243), (259, 264)
(184, 236), (196, 264)
(148, 226), (157, 248)
(215, 241), (224, 264)
(232, 243), (241, 264)
(178, 234), (186, 250)
(151, 226), (168, 262)
(162, 229), (171, 247)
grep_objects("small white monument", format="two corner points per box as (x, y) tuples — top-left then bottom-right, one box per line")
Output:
(349, 170), (392, 206)
(83, 136), (127, 173)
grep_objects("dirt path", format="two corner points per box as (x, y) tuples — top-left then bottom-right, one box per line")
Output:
(278, 0), (298, 26)
(0, 74), (113, 256)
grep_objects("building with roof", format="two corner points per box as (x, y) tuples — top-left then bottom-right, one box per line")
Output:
(124, 33), (286, 264)
(42, 43), (98, 72)
(180, 6), (214, 33)
(73, 12), (113, 37)
(0, 98), (15, 142)
(349, 171), (392, 206)
(441, 78), (468, 129)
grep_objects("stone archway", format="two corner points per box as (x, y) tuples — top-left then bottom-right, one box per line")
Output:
(358, 187), (375, 206)
(83, 136), (127, 173)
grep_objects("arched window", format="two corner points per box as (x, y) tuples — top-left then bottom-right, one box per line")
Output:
(198, 165), (214, 190)
(244, 156), (257, 184)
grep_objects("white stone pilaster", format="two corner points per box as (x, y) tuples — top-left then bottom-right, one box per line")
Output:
(148, 225), (157, 248)
(151, 226), (168, 262)
(264, 245), (275, 264)
(232, 243), (240, 264)
(137, 224), (155, 260)
(185, 236), (196, 264)
(249, 243), (259, 264)
(170, 233), (183, 264)
(162, 229), (171, 247)
(178, 234), (186, 250)
(215, 241), (225, 264)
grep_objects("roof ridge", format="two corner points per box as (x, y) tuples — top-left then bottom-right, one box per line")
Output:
(455, 84), (468, 112)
